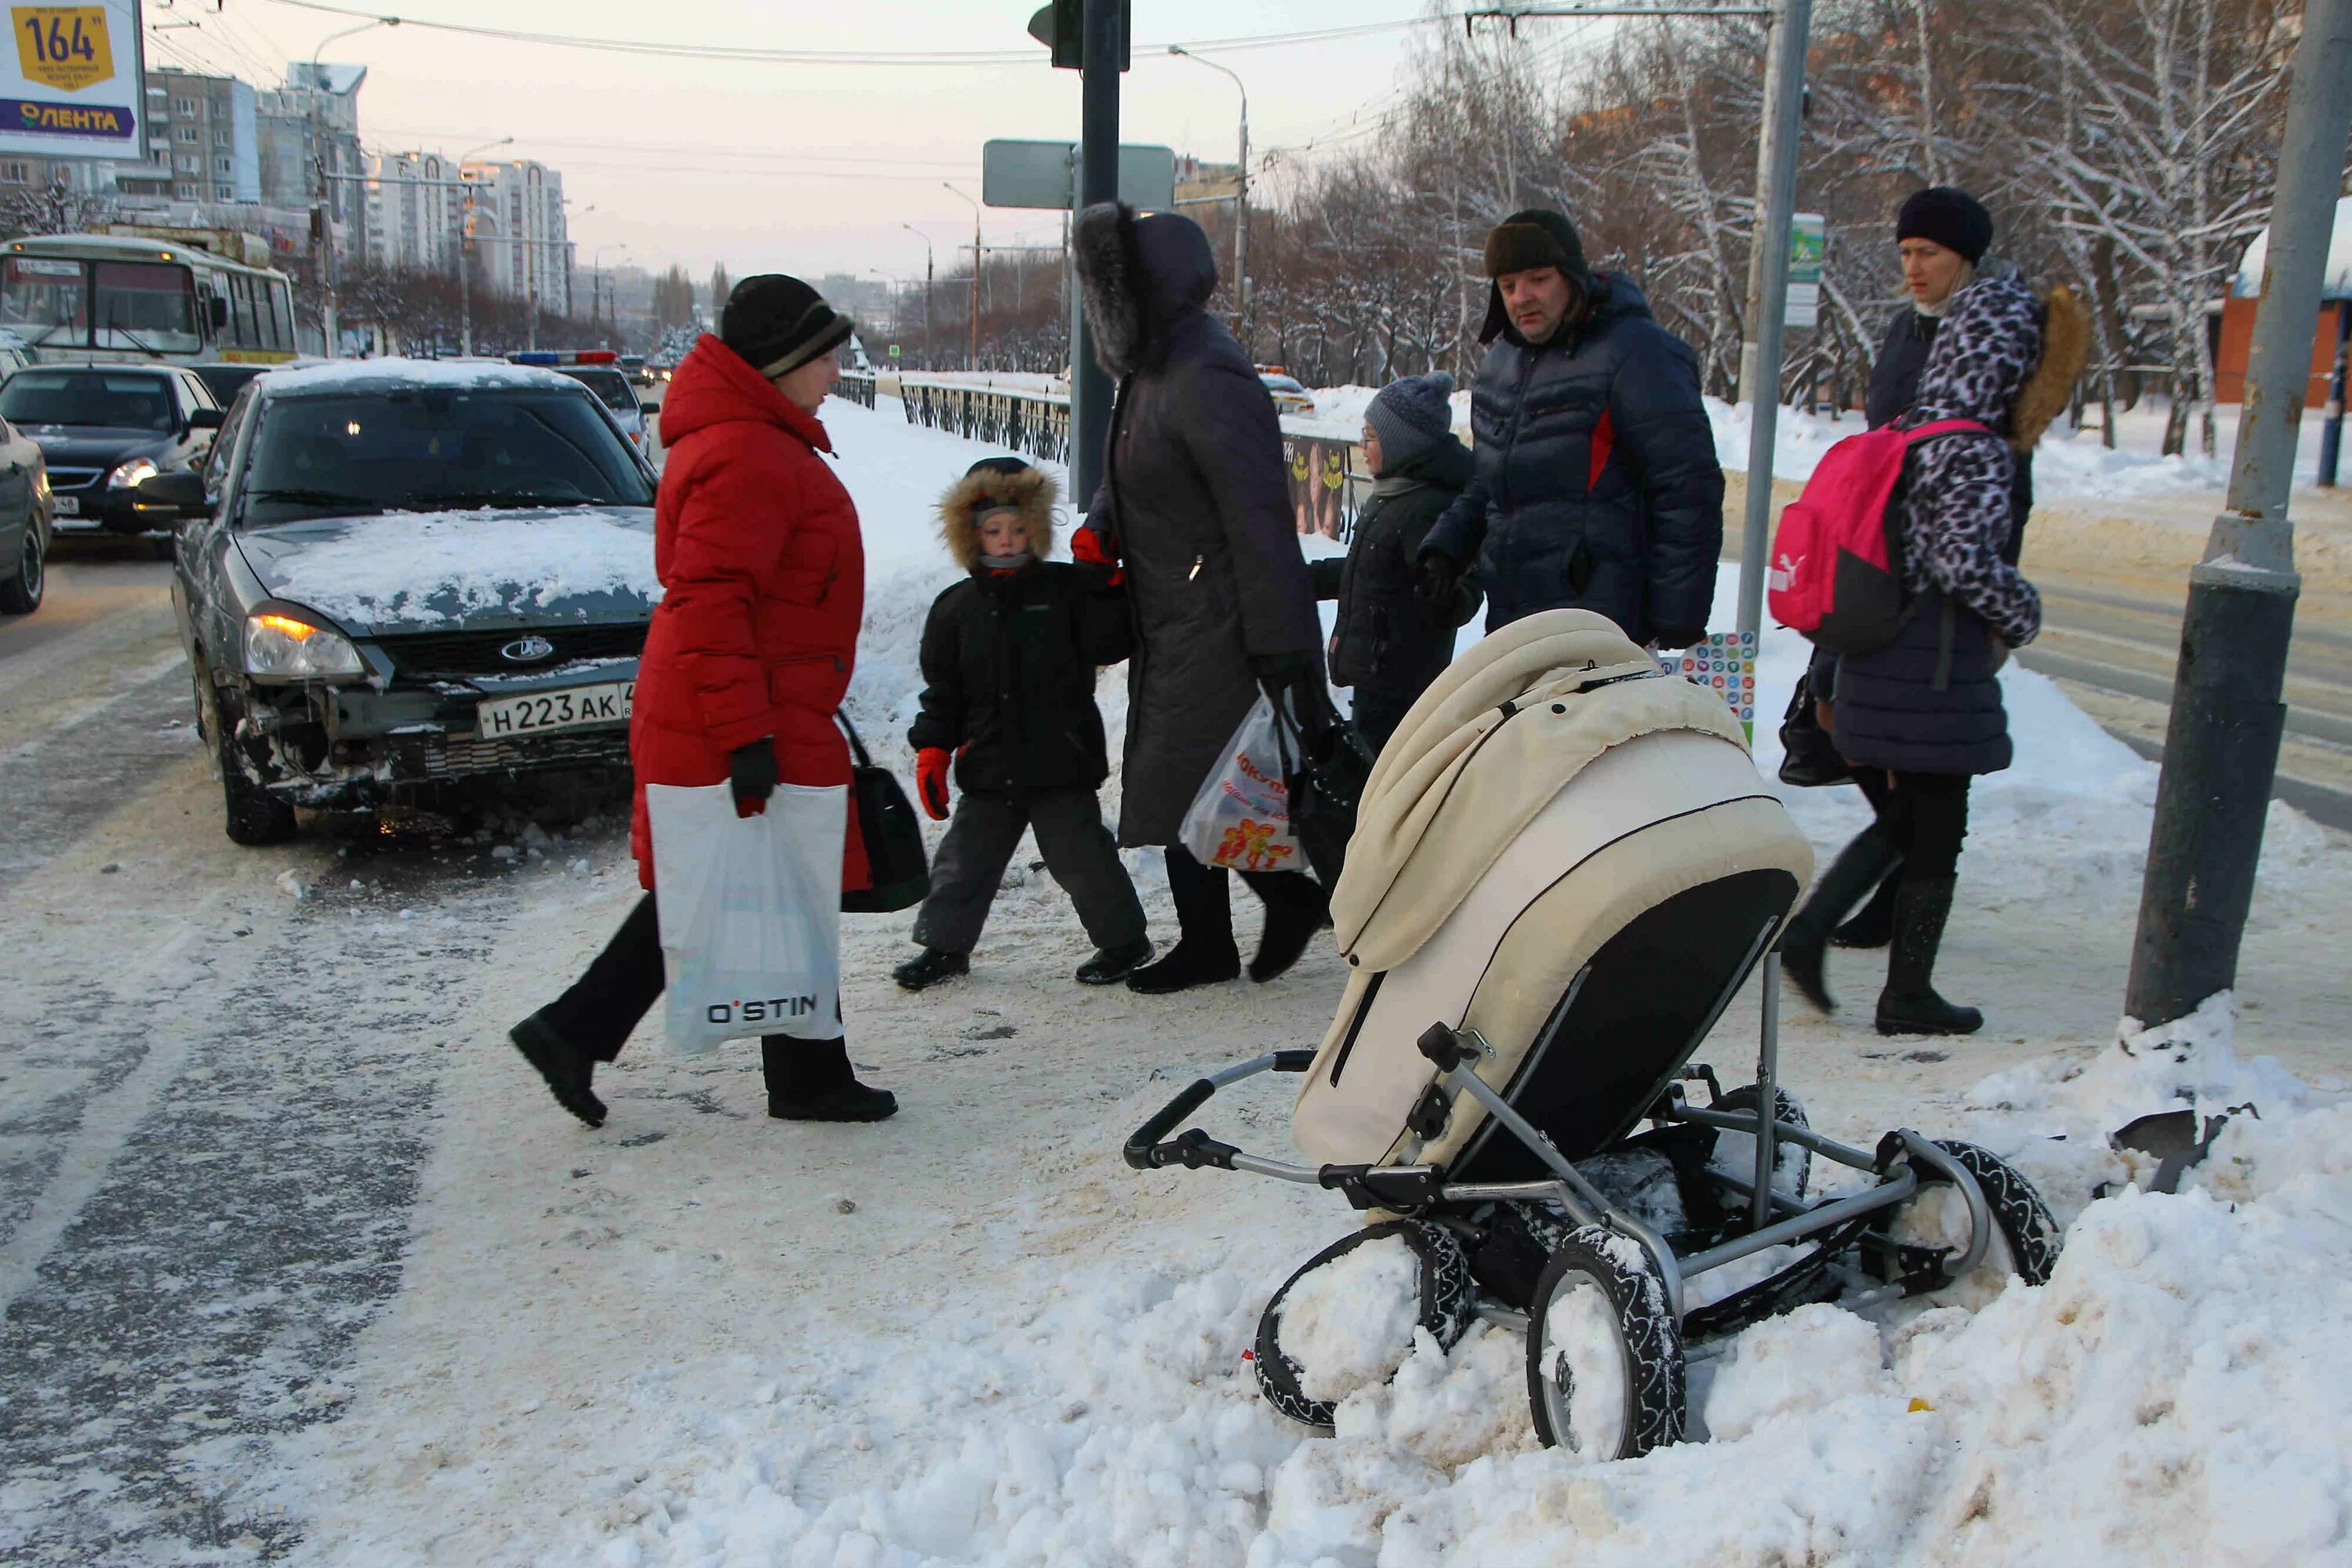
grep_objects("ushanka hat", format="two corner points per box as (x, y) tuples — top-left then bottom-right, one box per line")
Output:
(1482, 209), (1592, 288)
(720, 274), (855, 379)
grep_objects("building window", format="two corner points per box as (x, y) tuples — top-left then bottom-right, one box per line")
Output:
(173, 96), (196, 115)
(176, 183), (197, 198)
(214, 157), (230, 175)
(213, 129), (230, 147)
(175, 126), (198, 143)
(176, 154), (198, 173)
(0, 161), (27, 184)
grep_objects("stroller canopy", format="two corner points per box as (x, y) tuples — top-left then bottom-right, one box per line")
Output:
(1333, 611), (1752, 974)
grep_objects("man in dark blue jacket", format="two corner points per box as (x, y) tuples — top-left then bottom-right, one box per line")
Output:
(1416, 209), (1722, 648)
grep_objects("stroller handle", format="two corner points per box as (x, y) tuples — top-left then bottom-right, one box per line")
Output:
(1124, 1051), (1318, 1171)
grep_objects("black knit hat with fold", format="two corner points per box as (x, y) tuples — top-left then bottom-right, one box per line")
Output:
(720, 274), (855, 378)
(1896, 187), (1994, 265)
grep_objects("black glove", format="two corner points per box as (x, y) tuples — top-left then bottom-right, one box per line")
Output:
(728, 738), (779, 818)
(1650, 626), (1706, 652)
(1251, 652), (1338, 750)
(1414, 547), (1464, 607)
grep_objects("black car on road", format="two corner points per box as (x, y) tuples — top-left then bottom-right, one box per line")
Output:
(149, 358), (661, 843)
(0, 364), (220, 554)
(0, 410), (52, 615)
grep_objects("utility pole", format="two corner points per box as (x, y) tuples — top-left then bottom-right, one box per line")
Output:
(456, 139), (512, 357)
(945, 183), (982, 371)
(2125, 0), (2352, 1033)
(1733, 0), (1812, 644)
(1072, 0), (1123, 501)
(1169, 45), (1247, 318)
(902, 223), (934, 370)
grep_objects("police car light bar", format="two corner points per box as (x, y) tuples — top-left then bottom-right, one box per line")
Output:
(508, 350), (621, 366)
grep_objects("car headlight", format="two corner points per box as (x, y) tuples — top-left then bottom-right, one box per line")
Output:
(107, 456), (161, 490)
(31, 467), (48, 498)
(245, 610), (364, 681)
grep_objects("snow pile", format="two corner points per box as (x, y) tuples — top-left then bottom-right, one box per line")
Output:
(269, 509), (659, 628)
(1275, 1235), (1421, 1402)
(263, 356), (574, 394)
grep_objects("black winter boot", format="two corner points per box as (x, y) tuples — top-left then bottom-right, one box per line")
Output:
(892, 948), (970, 992)
(1128, 848), (1240, 994)
(1240, 870), (1327, 984)
(509, 1008), (607, 1128)
(1830, 868), (1903, 949)
(1780, 828), (1901, 1014)
(1076, 938), (1154, 985)
(1875, 877), (1984, 1037)
(764, 1036), (898, 1121)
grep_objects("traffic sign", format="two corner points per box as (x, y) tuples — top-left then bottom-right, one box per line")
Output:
(982, 139), (1174, 212)
(1786, 211), (1825, 329)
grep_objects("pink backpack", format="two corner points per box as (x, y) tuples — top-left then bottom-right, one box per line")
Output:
(1766, 418), (1991, 653)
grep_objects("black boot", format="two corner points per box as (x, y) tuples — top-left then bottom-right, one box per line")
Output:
(763, 1036), (898, 1121)
(1875, 877), (1984, 1036)
(1830, 868), (1903, 949)
(509, 1008), (607, 1128)
(1240, 870), (1327, 983)
(1128, 848), (1240, 995)
(892, 948), (970, 992)
(1076, 938), (1154, 985)
(1780, 828), (1901, 1014)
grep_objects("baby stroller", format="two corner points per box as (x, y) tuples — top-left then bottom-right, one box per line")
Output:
(1124, 612), (2060, 1457)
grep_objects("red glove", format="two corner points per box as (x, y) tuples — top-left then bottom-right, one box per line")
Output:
(916, 747), (952, 820)
(1070, 523), (1123, 586)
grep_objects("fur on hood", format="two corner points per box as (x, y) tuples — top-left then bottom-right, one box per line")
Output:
(938, 457), (1058, 573)
(1073, 201), (1218, 376)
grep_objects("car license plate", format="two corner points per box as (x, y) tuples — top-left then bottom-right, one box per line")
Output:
(476, 681), (633, 738)
(51, 495), (78, 515)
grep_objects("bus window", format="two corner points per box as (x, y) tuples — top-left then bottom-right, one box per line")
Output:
(267, 280), (292, 352)
(228, 273), (258, 350)
(93, 260), (201, 352)
(0, 256), (88, 348)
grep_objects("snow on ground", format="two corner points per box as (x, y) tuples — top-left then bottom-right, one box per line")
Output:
(253, 394), (2351, 1567)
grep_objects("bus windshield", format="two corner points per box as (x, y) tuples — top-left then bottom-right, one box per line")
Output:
(93, 260), (199, 352)
(0, 256), (89, 347)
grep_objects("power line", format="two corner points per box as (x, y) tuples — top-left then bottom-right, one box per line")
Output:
(255, 0), (1438, 67)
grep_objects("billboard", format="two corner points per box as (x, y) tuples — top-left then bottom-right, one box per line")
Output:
(1, 0), (143, 161)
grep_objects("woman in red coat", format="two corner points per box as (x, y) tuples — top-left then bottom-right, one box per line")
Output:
(510, 275), (895, 1127)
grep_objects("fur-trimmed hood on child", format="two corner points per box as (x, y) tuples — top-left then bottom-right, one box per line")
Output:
(938, 458), (1058, 573)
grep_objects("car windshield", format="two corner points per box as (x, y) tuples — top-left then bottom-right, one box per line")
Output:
(557, 367), (636, 413)
(239, 387), (655, 527)
(0, 369), (176, 431)
(1263, 375), (1305, 394)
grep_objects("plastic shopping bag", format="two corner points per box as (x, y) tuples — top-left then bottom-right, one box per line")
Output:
(645, 781), (845, 1056)
(1178, 695), (1302, 873)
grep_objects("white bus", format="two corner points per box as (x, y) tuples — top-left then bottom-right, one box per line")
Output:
(0, 230), (299, 366)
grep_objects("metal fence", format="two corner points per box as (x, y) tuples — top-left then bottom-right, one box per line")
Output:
(891, 375), (1373, 539)
(833, 370), (879, 409)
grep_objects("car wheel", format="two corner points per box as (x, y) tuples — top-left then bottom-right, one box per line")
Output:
(0, 519), (42, 614)
(209, 683), (297, 846)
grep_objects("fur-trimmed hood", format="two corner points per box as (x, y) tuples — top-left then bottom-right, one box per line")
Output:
(1073, 202), (1218, 377)
(938, 459), (1058, 573)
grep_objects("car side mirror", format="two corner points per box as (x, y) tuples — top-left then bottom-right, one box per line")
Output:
(188, 407), (225, 430)
(135, 469), (209, 517)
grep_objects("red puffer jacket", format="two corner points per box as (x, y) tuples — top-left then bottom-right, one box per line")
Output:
(629, 335), (869, 893)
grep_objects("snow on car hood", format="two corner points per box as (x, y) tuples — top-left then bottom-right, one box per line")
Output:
(241, 506), (660, 634)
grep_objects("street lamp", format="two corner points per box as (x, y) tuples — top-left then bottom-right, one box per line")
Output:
(457, 136), (514, 356)
(901, 222), (933, 371)
(943, 181), (981, 372)
(592, 240), (629, 336)
(1169, 45), (1249, 318)
(307, 16), (397, 359)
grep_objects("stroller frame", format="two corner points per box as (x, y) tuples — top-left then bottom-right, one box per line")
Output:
(1123, 952), (1997, 1347)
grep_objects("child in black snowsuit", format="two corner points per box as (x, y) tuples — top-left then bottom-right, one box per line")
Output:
(893, 457), (1154, 992)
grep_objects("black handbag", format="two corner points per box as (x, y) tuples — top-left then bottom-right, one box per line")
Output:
(1777, 670), (1853, 788)
(1270, 694), (1378, 891)
(837, 711), (930, 913)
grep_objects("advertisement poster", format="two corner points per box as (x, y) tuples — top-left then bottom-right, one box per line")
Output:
(2, 0), (143, 162)
(1284, 433), (1357, 540)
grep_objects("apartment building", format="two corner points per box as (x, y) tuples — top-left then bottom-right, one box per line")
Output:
(365, 150), (461, 274)
(458, 158), (570, 314)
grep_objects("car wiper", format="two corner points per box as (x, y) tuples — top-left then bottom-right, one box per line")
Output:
(411, 489), (594, 509)
(243, 487), (385, 511)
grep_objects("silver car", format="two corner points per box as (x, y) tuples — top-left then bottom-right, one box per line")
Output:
(151, 358), (660, 844)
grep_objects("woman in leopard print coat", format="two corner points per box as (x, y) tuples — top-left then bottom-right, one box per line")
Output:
(1787, 274), (2049, 1039)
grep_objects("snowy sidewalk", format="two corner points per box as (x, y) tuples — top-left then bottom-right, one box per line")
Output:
(256, 397), (2352, 1568)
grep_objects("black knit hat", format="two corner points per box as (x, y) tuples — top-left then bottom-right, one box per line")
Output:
(1483, 208), (1591, 286)
(1896, 187), (1994, 265)
(720, 274), (855, 378)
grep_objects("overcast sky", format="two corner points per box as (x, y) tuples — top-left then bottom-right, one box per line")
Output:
(159, 1), (1454, 281)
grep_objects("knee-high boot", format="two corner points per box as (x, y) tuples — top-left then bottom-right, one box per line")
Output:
(1874, 877), (1984, 1036)
(1127, 847), (1242, 994)
(1780, 828), (1902, 1014)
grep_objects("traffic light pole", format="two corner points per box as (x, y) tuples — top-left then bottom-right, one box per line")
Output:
(2124, 0), (2352, 1031)
(1069, 0), (1121, 503)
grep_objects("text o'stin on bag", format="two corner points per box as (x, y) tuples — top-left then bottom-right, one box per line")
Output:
(704, 996), (822, 1025)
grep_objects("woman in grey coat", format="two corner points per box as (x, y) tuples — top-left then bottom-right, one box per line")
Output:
(1072, 203), (1331, 995)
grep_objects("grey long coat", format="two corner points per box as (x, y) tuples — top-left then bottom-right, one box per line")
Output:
(1076, 205), (1323, 847)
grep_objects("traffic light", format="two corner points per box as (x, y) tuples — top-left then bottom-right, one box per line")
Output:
(1025, 0), (1127, 71)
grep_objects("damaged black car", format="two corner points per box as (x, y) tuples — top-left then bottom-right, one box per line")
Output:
(156, 359), (661, 844)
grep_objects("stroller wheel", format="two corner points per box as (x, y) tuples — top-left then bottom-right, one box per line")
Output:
(1885, 1140), (2063, 1300)
(1526, 1226), (1686, 1461)
(1707, 1083), (1811, 1201)
(1254, 1220), (1475, 1433)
